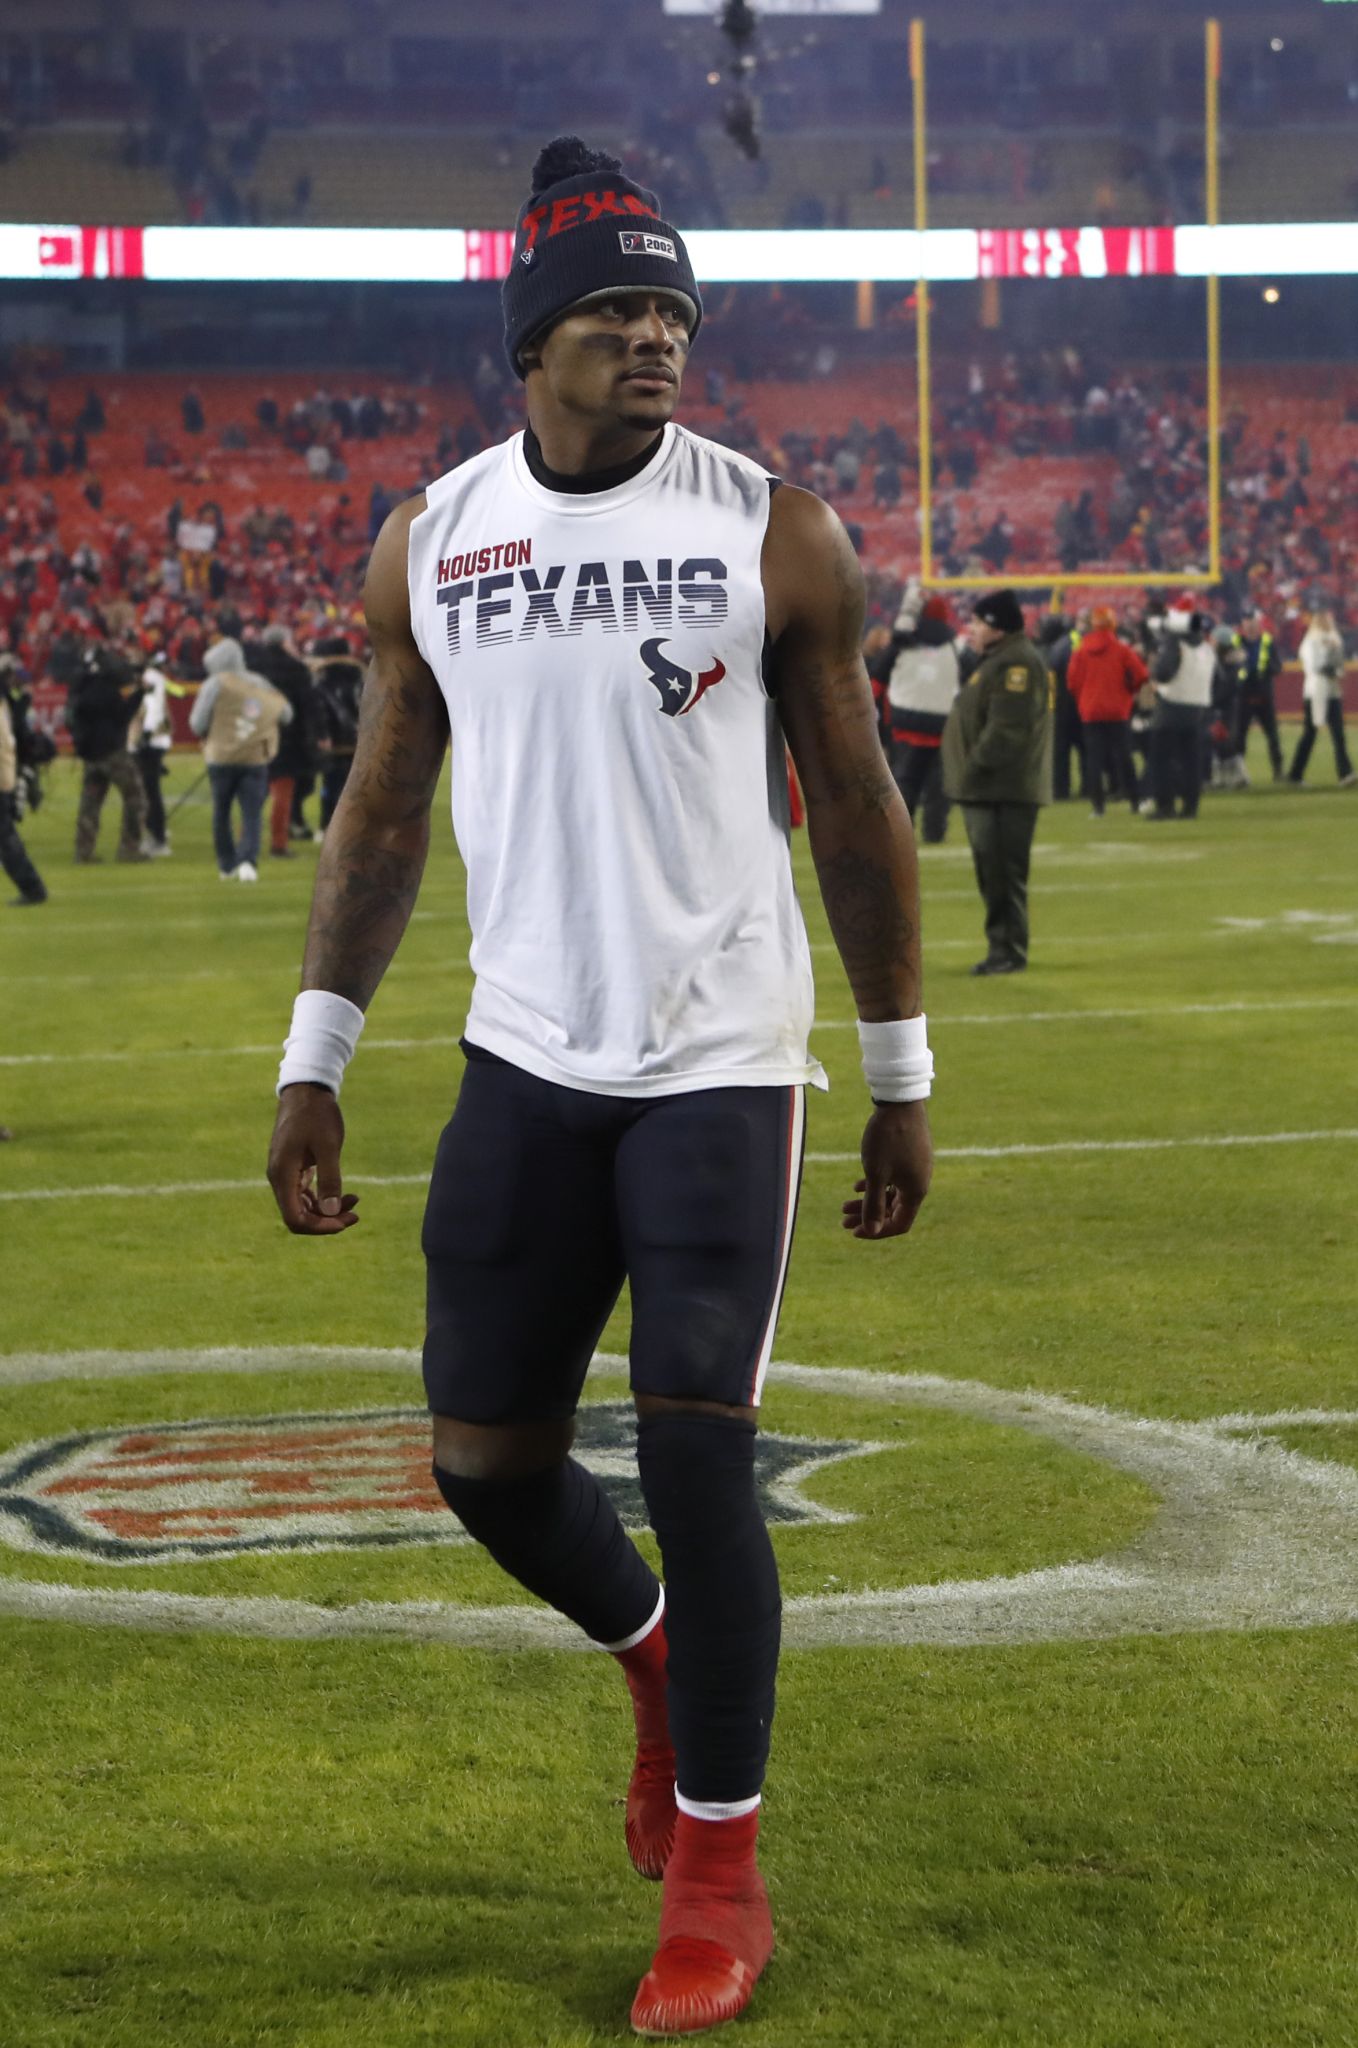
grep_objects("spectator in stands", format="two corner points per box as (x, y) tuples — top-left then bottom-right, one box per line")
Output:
(181, 389), (205, 434)
(1066, 606), (1147, 818)
(978, 514), (1014, 572)
(876, 582), (959, 844)
(312, 634), (364, 829)
(873, 459), (902, 510)
(1289, 610), (1355, 786)
(832, 444), (860, 496)
(66, 644), (150, 864)
(1233, 609), (1285, 781)
(190, 635), (292, 883)
(247, 622), (318, 858)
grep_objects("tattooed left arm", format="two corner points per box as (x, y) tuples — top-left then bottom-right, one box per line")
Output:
(765, 487), (932, 1240)
(765, 487), (922, 1024)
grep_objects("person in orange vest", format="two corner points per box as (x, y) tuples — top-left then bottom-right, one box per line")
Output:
(1066, 606), (1148, 817)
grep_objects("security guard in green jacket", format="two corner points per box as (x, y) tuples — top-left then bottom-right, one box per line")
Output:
(942, 589), (1053, 974)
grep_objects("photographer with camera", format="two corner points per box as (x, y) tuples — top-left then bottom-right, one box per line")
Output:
(0, 654), (48, 905)
(1144, 596), (1219, 821)
(66, 643), (150, 863)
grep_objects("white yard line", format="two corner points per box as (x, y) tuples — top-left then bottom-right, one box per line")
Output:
(807, 1128), (1358, 1164)
(1, 996), (1345, 1069)
(31, 842), (1206, 900)
(4, 1128), (1355, 1203)
(3, 908), (440, 939)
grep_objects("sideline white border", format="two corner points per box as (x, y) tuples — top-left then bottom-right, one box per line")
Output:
(0, 1349), (1355, 1650)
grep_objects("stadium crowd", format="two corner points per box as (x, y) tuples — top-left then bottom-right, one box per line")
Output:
(0, 340), (1353, 884)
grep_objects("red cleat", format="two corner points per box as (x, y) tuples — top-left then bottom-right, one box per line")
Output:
(631, 1937), (761, 2037)
(627, 1738), (678, 1881)
(614, 1609), (677, 1880)
(631, 1809), (774, 2037)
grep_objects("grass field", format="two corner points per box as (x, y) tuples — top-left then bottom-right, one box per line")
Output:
(2, 742), (1356, 2047)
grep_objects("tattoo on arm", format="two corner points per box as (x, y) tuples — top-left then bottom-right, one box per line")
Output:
(300, 644), (447, 1010)
(365, 658), (447, 824)
(771, 491), (923, 1021)
(816, 846), (919, 1016)
(302, 835), (428, 1010)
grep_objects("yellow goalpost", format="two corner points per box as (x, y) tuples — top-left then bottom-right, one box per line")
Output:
(910, 16), (1223, 593)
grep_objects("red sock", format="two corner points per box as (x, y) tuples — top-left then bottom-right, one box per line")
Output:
(631, 1810), (774, 2036)
(613, 1613), (676, 1881)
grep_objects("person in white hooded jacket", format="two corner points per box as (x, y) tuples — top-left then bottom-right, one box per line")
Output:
(189, 635), (292, 881)
(1287, 610), (1354, 787)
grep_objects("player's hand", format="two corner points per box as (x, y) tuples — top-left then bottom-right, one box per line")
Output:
(267, 1083), (361, 1236)
(842, 1100), (933, 1241)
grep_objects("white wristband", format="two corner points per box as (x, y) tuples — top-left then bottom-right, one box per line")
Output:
(277, 990), (366, 1098)
(858, 1015), (933, 1103)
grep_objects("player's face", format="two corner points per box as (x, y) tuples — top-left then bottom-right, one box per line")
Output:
(535, 293), (691, 427)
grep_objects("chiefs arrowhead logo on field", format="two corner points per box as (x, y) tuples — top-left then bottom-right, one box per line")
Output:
(640, 637), (726, 718)
(0, 1403), (883, 1564)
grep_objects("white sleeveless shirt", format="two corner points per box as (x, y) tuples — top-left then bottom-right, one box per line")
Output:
(407, 423), (827, 1098)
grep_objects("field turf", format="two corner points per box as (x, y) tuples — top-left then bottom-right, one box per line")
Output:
(2, 742), (1356, 2047)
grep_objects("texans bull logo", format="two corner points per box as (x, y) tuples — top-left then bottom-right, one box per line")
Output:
(640, 637), (727, 718)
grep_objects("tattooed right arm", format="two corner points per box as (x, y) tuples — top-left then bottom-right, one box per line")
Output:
(299, 494), (449, 1010)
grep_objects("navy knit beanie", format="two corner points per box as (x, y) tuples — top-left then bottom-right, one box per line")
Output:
(973, 589), (1026, 636)
(502, 136), (702, 380)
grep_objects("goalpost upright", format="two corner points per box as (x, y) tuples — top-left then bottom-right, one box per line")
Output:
(910, 17), (1224, 594)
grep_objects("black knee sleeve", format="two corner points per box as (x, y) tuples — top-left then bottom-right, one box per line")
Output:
(432, 1456), (659, 1648)
(635, 1411), (782, 1806)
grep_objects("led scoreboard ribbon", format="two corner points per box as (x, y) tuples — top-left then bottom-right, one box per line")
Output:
(4, 221), (1357, 285)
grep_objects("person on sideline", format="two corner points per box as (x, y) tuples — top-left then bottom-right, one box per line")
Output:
(189, 636), (292, 881)
(1145, 599), (1218, 820)
(0, 675), (46, 904)
(879, 579), (960, 844)
(942, 588), (1052, 974)
(247, 622), (317, 858)
(1288, 609), (1355, 787)
(311, 635), (364, 829)
(67, 644), (149, 863)
(267, 136), (932, 2038)
(1066, 606), (1147, 817)
(130, 652), (182, 855)
(1233, 608), (1284, 782)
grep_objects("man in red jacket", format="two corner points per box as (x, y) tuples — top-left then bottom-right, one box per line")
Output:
(1067, 607), (1148, 816)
